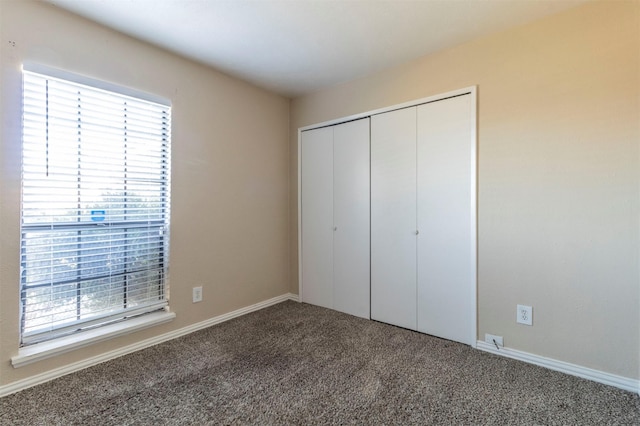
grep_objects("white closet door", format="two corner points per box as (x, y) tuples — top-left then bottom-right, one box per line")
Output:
(417, 95), (474, 344)
(371, 107), (418, 330)
(333, 118), (370, 319)
(301, 126), (334, 309)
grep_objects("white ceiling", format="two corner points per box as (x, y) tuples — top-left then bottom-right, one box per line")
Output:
(46, 0), (585, 98)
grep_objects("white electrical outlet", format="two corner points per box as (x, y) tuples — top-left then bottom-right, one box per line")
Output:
(192, 286), (203, 303)
(485, 334), (503, 348)
(517, 304), (532, 325)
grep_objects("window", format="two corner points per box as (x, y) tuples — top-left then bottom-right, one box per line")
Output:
(20, 65), (171, 346)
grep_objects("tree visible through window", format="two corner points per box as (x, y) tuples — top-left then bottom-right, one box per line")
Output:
(20, 66), (171, 345)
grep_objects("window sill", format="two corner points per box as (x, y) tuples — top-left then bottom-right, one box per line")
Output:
(11, 311), (176, 368)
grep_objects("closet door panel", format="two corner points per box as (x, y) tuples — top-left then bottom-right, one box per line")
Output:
(333, 118), (371, 319)
(371, 108), (417, 330)
(301, 127), (334, 309)
(416, 95), (473, 344)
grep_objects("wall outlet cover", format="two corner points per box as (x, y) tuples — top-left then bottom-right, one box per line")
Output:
(485, 333), (503, 348)
(192, 286), (203, 303)
(517, 304), (533, 325)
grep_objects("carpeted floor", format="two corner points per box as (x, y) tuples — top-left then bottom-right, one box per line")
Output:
(1, 301), (639, 425)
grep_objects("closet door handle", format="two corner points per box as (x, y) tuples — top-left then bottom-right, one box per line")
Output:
(415, 230), (419, 235)
(334, 226), (338, 231)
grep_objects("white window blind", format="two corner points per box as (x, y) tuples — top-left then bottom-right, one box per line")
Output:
(20, 67), (171, 345)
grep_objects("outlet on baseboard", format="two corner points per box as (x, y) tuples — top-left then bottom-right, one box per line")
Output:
(192, 286), (203, 303)
(485, 334), (503, 348)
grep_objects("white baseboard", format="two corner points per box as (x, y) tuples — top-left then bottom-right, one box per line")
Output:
(476, 341), (639, 395)
(6, 295), (633, 398)
(0, 292), (298, 398)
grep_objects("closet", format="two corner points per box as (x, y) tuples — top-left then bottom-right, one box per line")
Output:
(299, 88), (476, 346)
(300, 118), (370, 319)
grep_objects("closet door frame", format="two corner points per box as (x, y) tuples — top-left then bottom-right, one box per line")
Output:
(298, 86), (477, 348)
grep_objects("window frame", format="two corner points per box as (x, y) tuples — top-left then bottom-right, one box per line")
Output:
(19, 63), (172, 346)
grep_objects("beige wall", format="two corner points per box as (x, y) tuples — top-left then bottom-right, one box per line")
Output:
(0, 1), (290, 386)
(290, 1), (639, 379)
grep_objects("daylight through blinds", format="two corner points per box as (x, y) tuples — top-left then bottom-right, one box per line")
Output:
(20, 69), (171, 345)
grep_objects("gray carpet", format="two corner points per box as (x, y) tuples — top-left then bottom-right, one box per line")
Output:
(1, 301), (638, 425)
